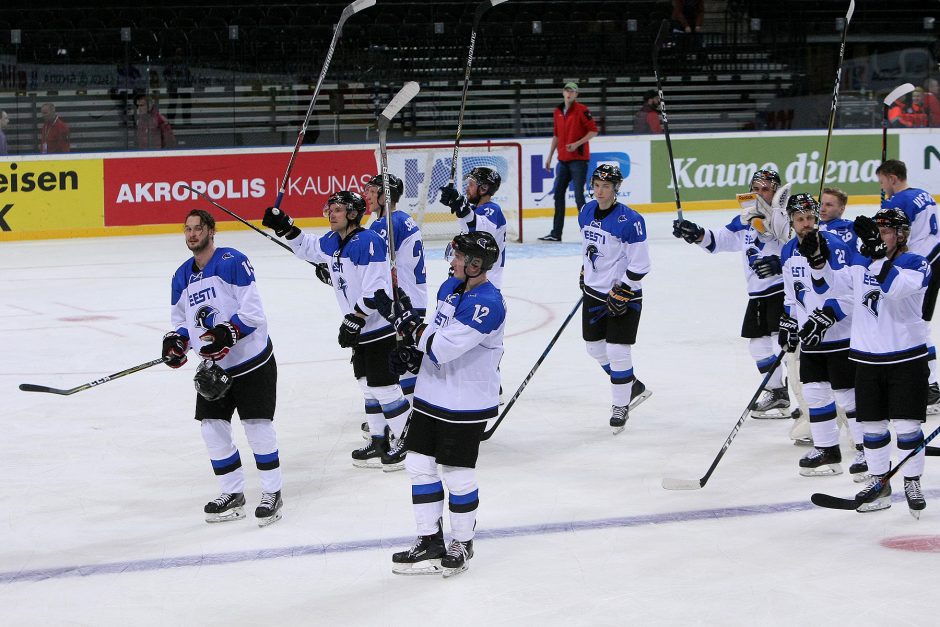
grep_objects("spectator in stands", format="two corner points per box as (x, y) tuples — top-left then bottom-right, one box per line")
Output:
(540, 81), (598, 242)
(672, 0), (704, 53)
(164, 48), (193, 125)
(0, 110), (9, 155)
(923, 78), (940, 127)
(633, 90), (663, 135)
(888, 89), (928, 128)
(40, 103), (70, 154)
(135, 94), (177, 150)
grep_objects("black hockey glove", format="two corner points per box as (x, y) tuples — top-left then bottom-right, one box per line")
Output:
(372, 288), (412, 323)
(439, 185), (470, 218)
(798, 307), (836, 347)
(389, 345), (423, 376)
(198, 322), (241, 360)
(751, 254), (782, 279)
(854, 215), (887, 260)
(314, 263), (332, 286)
(393, 300), (425, 346)
(606, 284), (635, 317)
(338, 313), (364, 348)
(797, 230), (829, 269)
(262, 206), (301, 239)
(777, 313), (799, 353)
(672, 219), (704, 244)
(162, 331), (190, 368)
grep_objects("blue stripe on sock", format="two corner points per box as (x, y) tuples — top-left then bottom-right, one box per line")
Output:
(756, 355), (776, 372)
(449, 489), (479, 505)
(211, 451), (240, 470)
(808, 402), (837, 417)
(412, 481), (444, 496)
(254, 451), (279, 465)
(602, 364), (612, 375)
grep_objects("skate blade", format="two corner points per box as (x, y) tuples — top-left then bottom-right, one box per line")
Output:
(382, 460), (406, 473)
(856, 497), (891, 513)
(628, 389), (652, 411)
(750, 408), (791, 419)
(256, 510), (283, 528)
(909, 508), (923, 520)
(352, 458), (383, 469)
(791, 437), (813, 447)
(926, 404), (940, 415)
(442, 563), (469, 578)
(392, 560), (442, 576)
(799, 463), (843, 477)
(610, 423), (626, 435)
(851, 472), (870, 483)
(205, 507), (246, 523)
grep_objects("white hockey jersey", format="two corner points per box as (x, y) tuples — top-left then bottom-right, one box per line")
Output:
(287, 227), (394, 343)
(456, 200), (507, 289)
(882, 187), (940, 262)
(819, 217), (858, 252)
(413, 277), (506, 424)
(699, 215), (785, 298)
(171, 247), (272, 376)
(369, 209), (429, 313)
(578, 199), (651, 298)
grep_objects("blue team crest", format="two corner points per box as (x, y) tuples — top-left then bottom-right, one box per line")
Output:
(585, 244), (602, 270)
(221, 252), (234, 260)
(618, 214), (628, 222)
(862, 289), (881, 318)
(195, 305), (220, 330)
(793, 281), (807, 308)
(445, 293), (460, 305)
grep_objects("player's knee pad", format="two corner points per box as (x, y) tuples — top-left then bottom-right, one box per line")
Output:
(585, 340), (607, 365)
(862, 420), (889, 437)
(748, 336), (774, 361)
(357, 377), (375, 401)
(893, 419), (923, 438)
(802, 381), (833, 408)
(441, 465), (477, 496)
(833, 388), (856, 413)
(405, 451), (438, 479)
(370, 383), (405, 407)
(606, 342), (632, 369)
(242, 418), (278, 455)
(200, 418), (235, 454)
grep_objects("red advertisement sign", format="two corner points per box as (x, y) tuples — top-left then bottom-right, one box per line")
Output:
(102, 148), (377, 226)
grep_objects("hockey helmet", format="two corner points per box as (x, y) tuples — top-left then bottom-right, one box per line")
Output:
(591, 164), (623, 190)
(366, 173), (404, 204)
(447, 231), (500, 274)
(467, 167), (501, 195)
(874, 207), (911, 240)
(786, 193), (820, 220)
(324, 190), (367, 224)
(750, 169), (781, 191)
(194, 360), (232, 401)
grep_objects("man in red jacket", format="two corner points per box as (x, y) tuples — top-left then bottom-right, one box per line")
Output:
(540, 82), (598, 242)
(39, 103), (70, 153)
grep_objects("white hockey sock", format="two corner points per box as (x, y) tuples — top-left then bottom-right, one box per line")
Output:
(833, 388), (862, 445)
(749, 336), (783, 388)
(358, 378), (386, 435)
(443, 465), (478, 543)
(607, 343), (634, 406)
(862, 421), (891, 476)
(201, 419), (245, 494)
(804, 382), (838, 447)
(406, 452), (444, 535)
(585, 340), (610, 374)
(372, 383), (410, 438)
(895, 419), (926, 478)
(242, 419), (282, 494)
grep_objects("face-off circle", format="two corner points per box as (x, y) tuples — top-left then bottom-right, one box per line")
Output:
(880, 535), (940, 553)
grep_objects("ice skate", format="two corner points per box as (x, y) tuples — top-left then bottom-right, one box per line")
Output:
(855, 473), (892, 513)
(904, 476), (926, 519)
(628, 379), (652, 411)
(204, 492), (246, 523)
(849, 444), (869, 483)
(352, 434), (386, 469)
(927, 383), (940, 415)
(392, 520), (445, 575)
(798, 445), (842, 477)
(609, 405), (628, 435)
(381, 434), (407, 472)
(255, 490), (283, 527)
(788, 408), (812, 446)
(750, 386), (790, 419)
(441, 539), (474, 578)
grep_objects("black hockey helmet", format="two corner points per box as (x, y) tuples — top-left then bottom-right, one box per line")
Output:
(194, 360), (232, 401)
(467, 166), (501, 195)
(366, 173), (404, 204)
(874, 207), (911, 237)
(786, 193), (820, 220)
(447, 231), (500, 274)
(750, 169), (781, 191)
(324, 190), (367, 224)
(591, 163), (623, 190)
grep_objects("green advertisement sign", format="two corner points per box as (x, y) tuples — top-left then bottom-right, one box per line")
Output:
(651, 133), (894, 202)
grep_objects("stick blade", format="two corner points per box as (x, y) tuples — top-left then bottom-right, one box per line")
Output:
(19, 383), (71, 395)
(347, 0), (376, 16)
(845, 0), (855, 24)
(379, 81), (421, 123)
(884, 83), (916, 106)
(661, 477), (704, 490)
(810, 492), (859, 510)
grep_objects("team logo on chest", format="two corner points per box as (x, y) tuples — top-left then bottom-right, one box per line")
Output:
(336, 276), (349, 300)
(195, 305), (220, 330)
(585, 244), (602, 270)
(862, 289), (881, 318)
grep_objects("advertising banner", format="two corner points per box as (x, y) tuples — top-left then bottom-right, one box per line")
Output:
(899, 132), (940, 196)
(0, 159), (104, 233)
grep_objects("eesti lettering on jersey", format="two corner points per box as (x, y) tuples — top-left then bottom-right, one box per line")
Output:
(412, 277), (506, 424)
(883, 188), (940, 262)
(287, 227), (394, 343)
(781, 231), (854, 353)
(369, 209), (428, 312)
(699, 216), (784, 298)
(456, 201), (507, 289)
(578, 199), (651, 298)
(819, 217), (858, 252)
(171, 247), (272, 376)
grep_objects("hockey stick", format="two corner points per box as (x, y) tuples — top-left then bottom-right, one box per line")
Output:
(652, 19), (684, 222)
(481, 296), (583, 441)
(881, 82), (916, 202)
(662, 350), (786, 489)
(811, 423), (940, 510)
(816, 0), (855, 200)
(19, 357), (170, 396)
(273, 0), (376, 209)
(447, 0), (510, 187)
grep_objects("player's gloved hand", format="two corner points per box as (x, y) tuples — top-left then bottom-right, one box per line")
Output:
(799, 307), (836, 347)
(777, 313), (799, 353)
(606, 284), (635, 317)
(672, 219), (704, 244)
(439, 185), (470, 218)
(797, 229), (829, 269)
(854, 215), (887, 260)
(372, 288), (412, 323)
(751, 254), (782, 279)
(162, 331), (190, 368)
(314, 263), (332, 286)
(262, 206), (300, 239)
(389, 345), (423, 376)
(338, 313), (364, 348)
(392, 300), (425, 345)
(198, 322), (241, 360)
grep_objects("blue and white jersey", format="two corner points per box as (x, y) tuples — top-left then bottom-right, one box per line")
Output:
(781, 232), (854, 353)
(882, 187), (940, 262)
(699, 215), (784, 298)
(413, 277), (506, 424)
(578, 199), (651, 298)
(171, 247), (272, 376)
(456, 200), (507, 289)
(369, 209), (428, 312)
(287, 228), (394, 343)
(819, 217), (858, 252)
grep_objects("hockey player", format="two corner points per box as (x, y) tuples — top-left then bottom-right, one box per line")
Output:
(579, 164), (652, 433)
(438, 166), (508, 288)
(877, 159), (940, 413)
(261, 191), (410, 471)
(388, 232), (505, 578)
(673, 169), (792, 418)
(818, 187), (857, 250)
(779, 194), (865, 479)
(833, 208), (929, 515)
(162, 209), (283, 526)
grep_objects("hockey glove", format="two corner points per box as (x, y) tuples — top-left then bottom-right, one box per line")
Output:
(798, 307), (837, 347)
(672, 219), (705, 244)
(854, 215), (887, 260)
(777, 313), (799, 353)
(314, 263), (332, 286)
(262, 206), (301, 239)
(439, 185), (470, 218)
(389, 345), (423, 376)
(750, 254), (782, 279)
(393, 300), (425, 346)
(797, 230), (829, 269)
(338, 313), (364, 348)
(162, 331), (190, 368)
(198, 322), (241, 360)
(606, 284), (635, 317)
(372, 288), (412, 323)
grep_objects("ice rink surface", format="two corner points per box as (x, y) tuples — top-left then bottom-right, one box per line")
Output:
(2, 209), (939, 626)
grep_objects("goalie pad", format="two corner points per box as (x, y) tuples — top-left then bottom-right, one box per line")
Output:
(737, 183), (792, 243)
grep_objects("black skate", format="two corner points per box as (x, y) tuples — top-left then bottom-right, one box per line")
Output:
(441, 539), (474, 578)
(255, 490), (283, 527)
(204, 492), (246, 523)
(609, 405), (629, 435)
(628, 379), (652, 411)
(750, 386), (790, 419)
(381, 434), (407, 472)
(855, 473), (892, 513)
(904, 476), (926, 519)
(798, 445), (842, 477)
(352, 434), (387, 468)
(927, 383), (940, 415)
(849, 444), (869, 483)
(392, 520), (445, 575)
